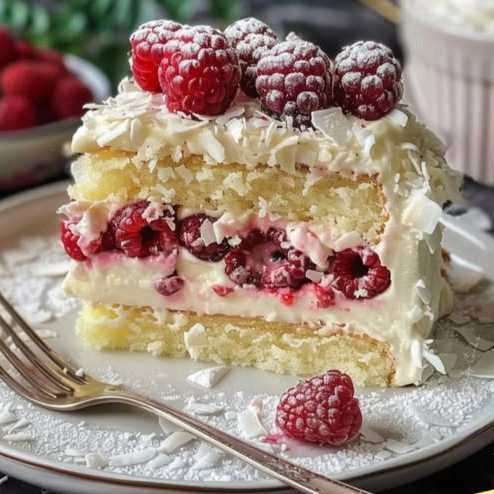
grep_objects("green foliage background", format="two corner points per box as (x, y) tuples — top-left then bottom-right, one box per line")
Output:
(0, 0), (240, 87)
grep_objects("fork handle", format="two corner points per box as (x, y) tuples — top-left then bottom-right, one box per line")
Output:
(103, 391), (370, 494)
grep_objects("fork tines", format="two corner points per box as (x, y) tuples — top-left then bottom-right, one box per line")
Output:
(0, 290), (86, 401)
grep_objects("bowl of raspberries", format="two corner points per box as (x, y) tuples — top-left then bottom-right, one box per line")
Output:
(0, 28), (110, 191)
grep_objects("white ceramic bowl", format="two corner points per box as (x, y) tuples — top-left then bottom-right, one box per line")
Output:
(0, 54), (111, 191)
(401, 2), (494, 184)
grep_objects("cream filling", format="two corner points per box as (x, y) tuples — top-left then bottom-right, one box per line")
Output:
(64, 218), (453, 386)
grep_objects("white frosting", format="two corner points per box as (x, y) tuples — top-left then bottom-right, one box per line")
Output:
(64, 79), (462, 386)
(410, 0), (494, 36)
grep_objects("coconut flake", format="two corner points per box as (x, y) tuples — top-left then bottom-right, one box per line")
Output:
(192, 444), (223, 471)
(185, 402), (224, 416)
(187, 366), (230, 389)
(0, 475), (8, 485)
(159, 431), (195, 453)
(422, 344), (446, 375)
(387, 108), (409, 128)
(3, 432), (35, 442)
(384, 439), (417, 455)
(184, 323), (208, 358)
(468, 350), (494, 379)
(0, 405), (17, 426)
(7, 418), (30, 434)
(305, 270), (323, 283)
(403, 191), (442, 234)
(109, 448), (157, 467)
(30, 261), (71, 277)
(238, 402), (267, 439)
(199, 219), (216, 247)
(147, 453), (173, 469)
(311, 108), (351, 145)
(86, 452), (109, 469)
(415, 279), (432, 305)
(360, 424), (385, 444)
(455, 326), (494, 351)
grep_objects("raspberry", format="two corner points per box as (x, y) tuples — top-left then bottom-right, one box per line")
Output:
(60, 220), (86, 261)
(276, 369), (362, 446)
(314, 283), (335, 308)
(155, 275), (184, 296)
(334, 40), (402, 120)
(225, 17), (278, 97)
(224, 249), (260, 287)
(331, 247), (391, 299)
(224, 229), (314, 290)
(15, 40), (38, 60)
(0, 29), (17, 68)
(0, 96), (36, 131)
(256, 39), (333, 127)
(178, 214), (230, 261)
(1, 61), (58, 102)
(36, 48), (65, 68)
(111, 201), (177, 258)
(158, 25), (241, 115)
(51, 76), (93, 119)
(212, 285), (234, 297)
(130, 20), (182, 92)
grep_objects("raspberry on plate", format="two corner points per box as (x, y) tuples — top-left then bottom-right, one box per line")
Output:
(130, 19), (182, 92)
(0, 96), (36, 131)
(256, 38), (333, 127)
(0, 28), (17, 68)
(334, 40), (403, 120)
(225, 17), (278, 97)
(276, 369), (362, 446)
(51, 76), (93, 119)
(158, 25), (241, 116)
(1, 61), (59, 103)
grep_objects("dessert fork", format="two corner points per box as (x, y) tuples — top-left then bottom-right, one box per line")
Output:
(0, 291), (370, 494)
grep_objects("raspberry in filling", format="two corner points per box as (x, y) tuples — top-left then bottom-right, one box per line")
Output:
(60, 219), (87, 261)
(155, 275), (184, 296)
(111, 201), (177, 258)
(331, 247), (391, 299)
(178, 214), (230, 262)
(224, 228), (315, 290)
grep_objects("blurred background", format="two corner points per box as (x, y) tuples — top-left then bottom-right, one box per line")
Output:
(0, 0), (400, 89)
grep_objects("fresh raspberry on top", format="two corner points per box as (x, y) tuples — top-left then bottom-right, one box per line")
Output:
(158, 25), (241, 115)
(0, 61), (59, 102)
(0, 29), (17, 68)
(60, 220), (87, 261)
(0, 96), (36, 131)
(130, 19), (182, 92)
(276, 369), (362, 446)
(224, 17), (278, 97)
(256, 38), (333, 127)
(51, 76), (93, 119)
(331, 247), (391, 299)
(334, 40), (402, 120)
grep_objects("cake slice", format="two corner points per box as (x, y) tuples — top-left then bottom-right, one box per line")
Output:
(60, 20), (461, 387)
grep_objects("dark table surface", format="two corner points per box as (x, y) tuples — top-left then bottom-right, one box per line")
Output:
(0, 178), (493, 494)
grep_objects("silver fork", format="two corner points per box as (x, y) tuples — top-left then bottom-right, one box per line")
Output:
(0, 291), (370, 494)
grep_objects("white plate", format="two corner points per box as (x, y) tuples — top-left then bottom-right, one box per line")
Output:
(0, 181), (493, 494)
